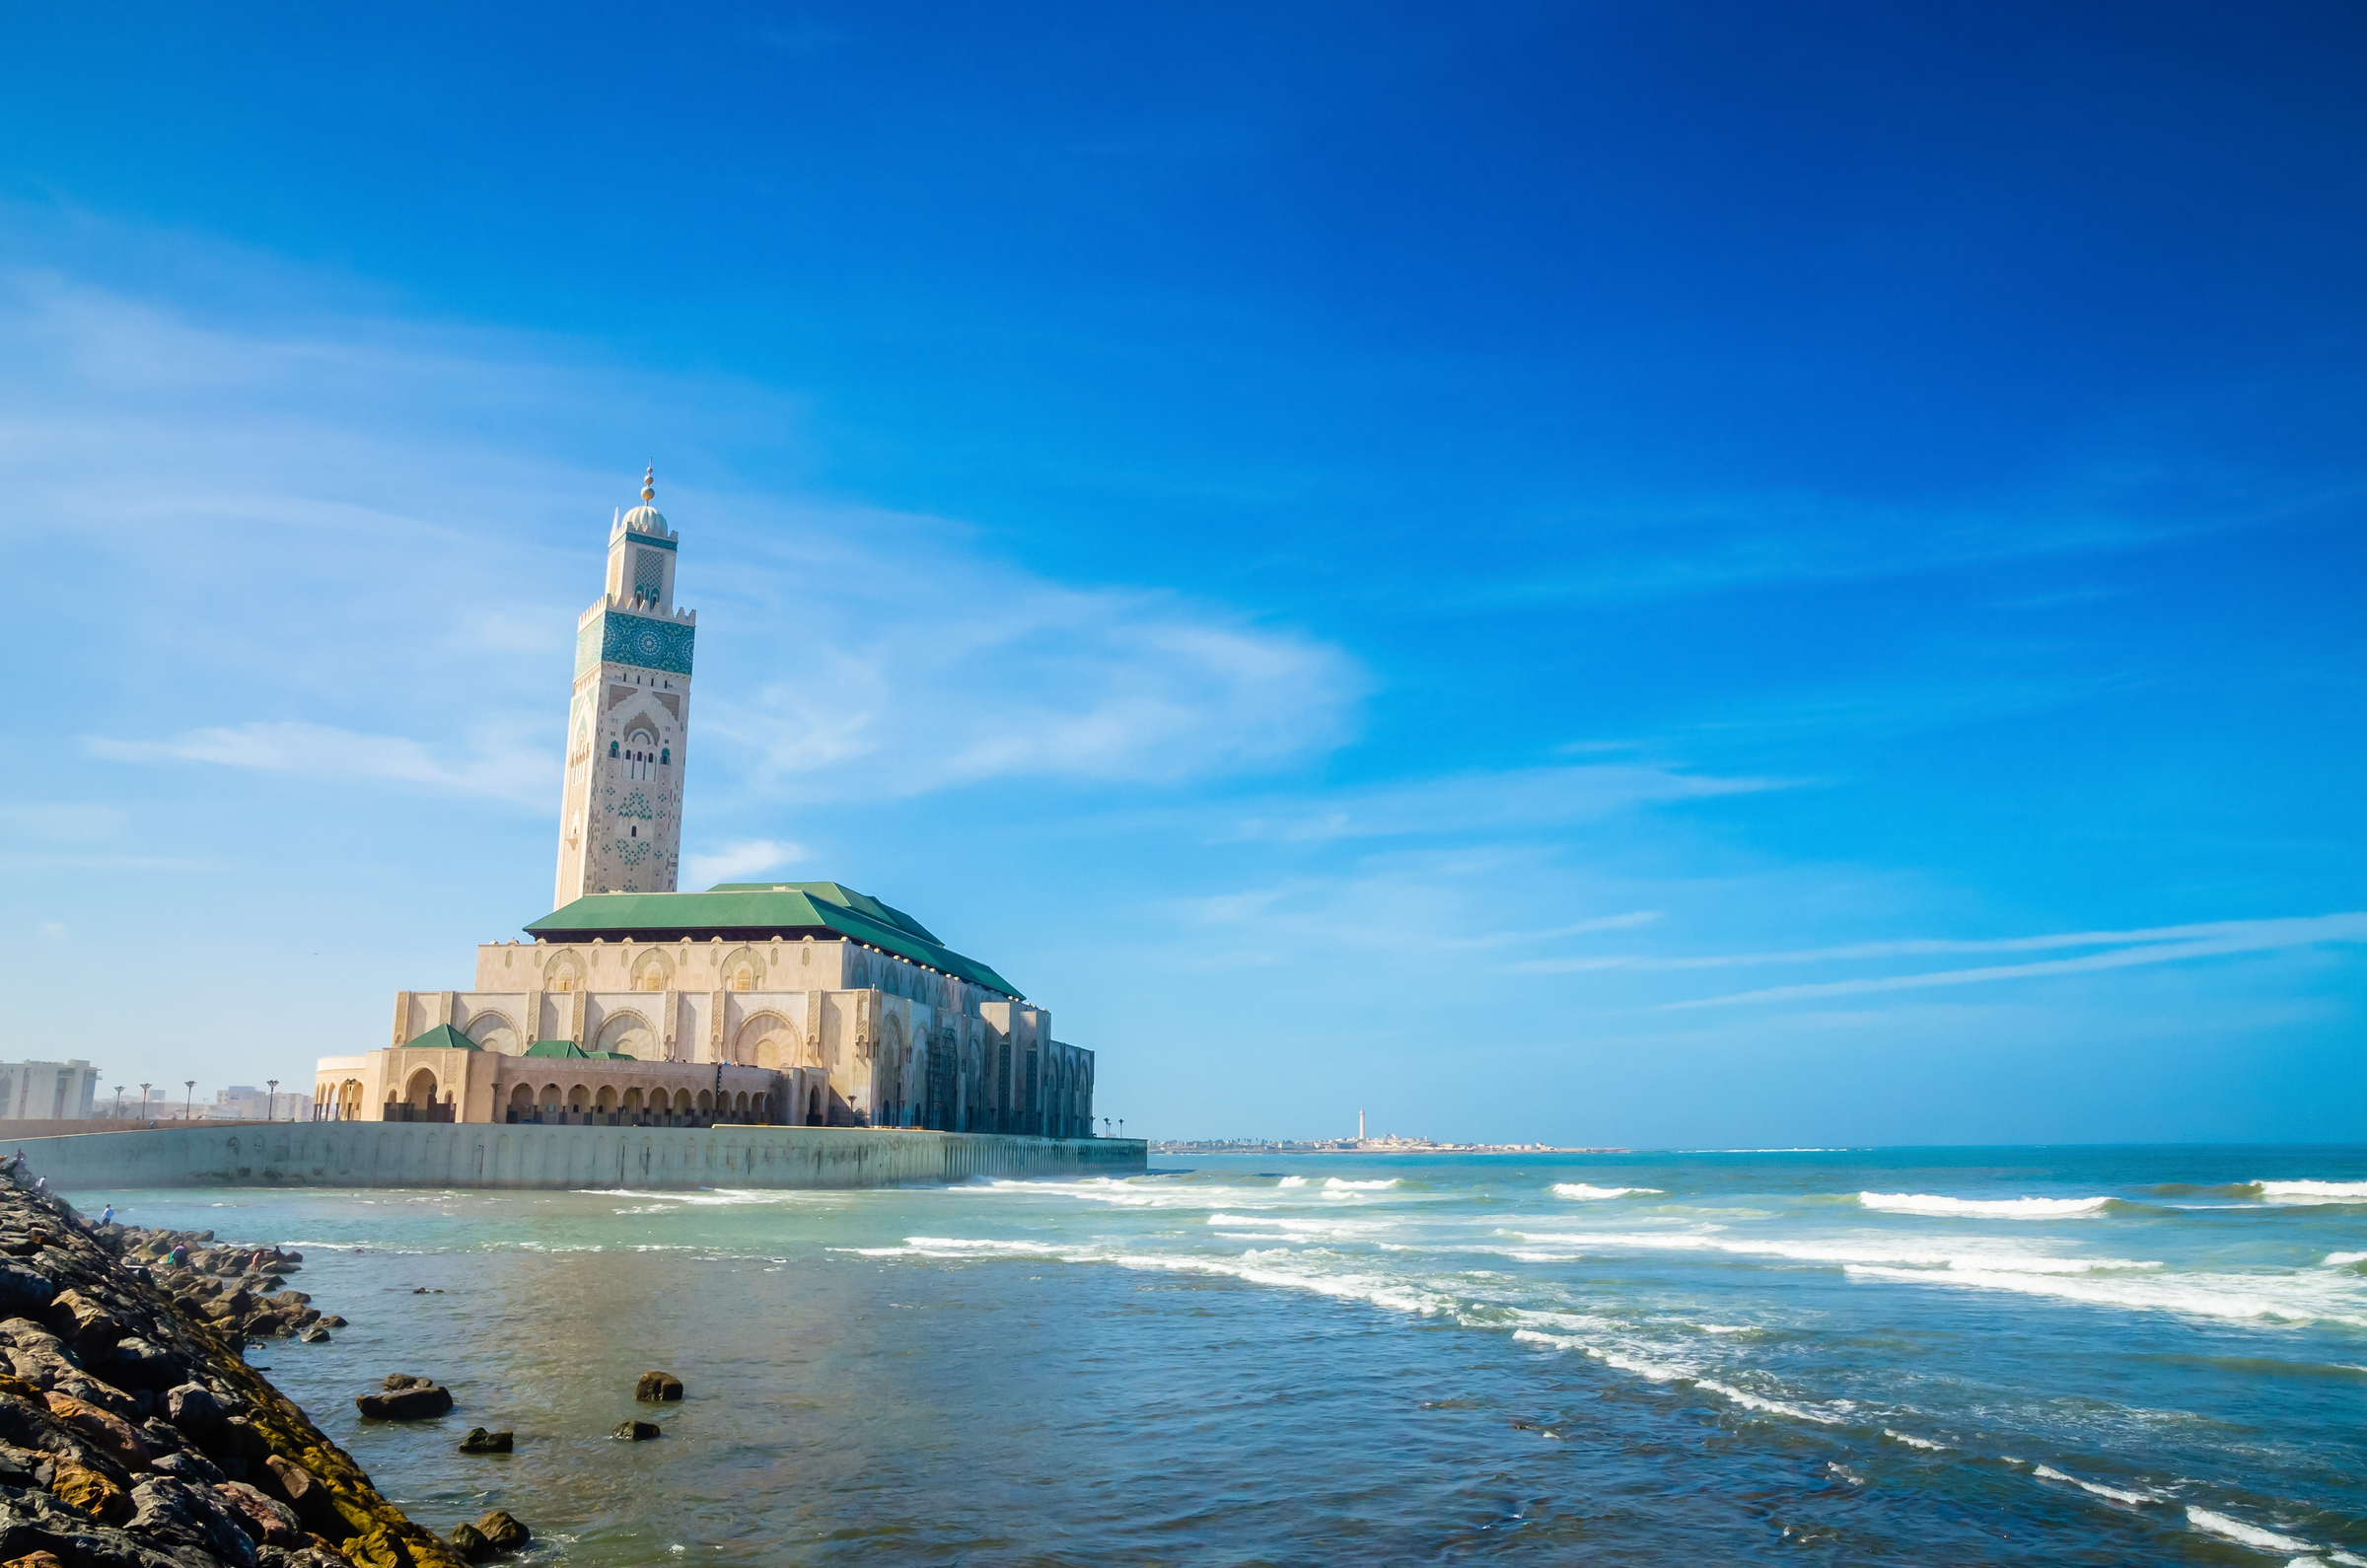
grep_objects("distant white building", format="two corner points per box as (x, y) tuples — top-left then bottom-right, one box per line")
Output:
(0, 1061), (100, 1122)
(209, 1087), (308, 1121)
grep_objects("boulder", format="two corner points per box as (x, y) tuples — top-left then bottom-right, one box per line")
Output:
(355, 1384), (452, 1421)
(0, 1262), (54, 1316)
(610, 1419), (660, 1442)
(48, 1458), (132, 1525)
(455, 1427), (512, 1455)
(127, 1475), (261, 1568)
(296, 1326), (330, 1344)
(214, 1478), (303, 1545)
(258, 1454), (347, 1539)
(108, 1335), (191, 1391)
(42, 1392), (150, 1470)
(382, 1374), (427, 1391)
(448, 1522), (491, 1561)
(3, 1551), (68, 1568)
(167, 1381), (228, 1438)
(633, 1370), (683, 1402)
(45, 1289), (124, 1357)
(473, 1510), (531, 1551)
(152, 1447), (229, 1486)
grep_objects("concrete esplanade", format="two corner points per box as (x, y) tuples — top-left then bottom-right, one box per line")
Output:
(8, 1123), (1149, 1193)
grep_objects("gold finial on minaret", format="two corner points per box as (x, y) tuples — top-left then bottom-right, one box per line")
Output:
(641, 463), (656, 503)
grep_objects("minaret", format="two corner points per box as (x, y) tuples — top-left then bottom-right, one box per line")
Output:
(553, 465), (697, 906)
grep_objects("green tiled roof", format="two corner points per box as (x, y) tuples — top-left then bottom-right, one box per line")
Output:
(401, 1025), (481, 1051)
(521, 1039), (638, 1060)
(523, 881), (1020, 997)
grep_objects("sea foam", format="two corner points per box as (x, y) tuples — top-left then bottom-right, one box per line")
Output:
(2186, 1506), (2314, 1554)
(2251, 1180), (2367, 1205)
(1551, 1182), (1663, 1200)
(1859, 1192), (2113, 1219)
(2032, 1464), (2154, 1507)
(1845, 1263), (2367, 1327)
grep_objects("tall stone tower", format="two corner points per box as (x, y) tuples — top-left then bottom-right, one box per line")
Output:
(552, 466), (697, 907)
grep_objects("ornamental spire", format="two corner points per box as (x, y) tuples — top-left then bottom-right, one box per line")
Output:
(641, 463), (656, 503)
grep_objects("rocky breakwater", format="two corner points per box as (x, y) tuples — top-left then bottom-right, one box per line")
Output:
(0, 1181), (466, 1568)
(118, 1238), (340, 1353)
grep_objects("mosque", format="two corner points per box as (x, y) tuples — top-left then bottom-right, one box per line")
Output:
(313, 472), (1097, 1137)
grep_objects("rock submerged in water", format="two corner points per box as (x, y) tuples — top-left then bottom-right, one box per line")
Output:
(356, 1380), (454, 1420)
(610, 1418), (661, 1441)
(450, 1507), (533, 1558)
(456, 1426), (513, 1454)
(633, 1369), (683, 1402)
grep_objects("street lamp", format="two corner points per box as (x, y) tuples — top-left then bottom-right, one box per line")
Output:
(266, 1080), (278, 1121)
(139, 1083), (150, 1124)
(183, 1080), (195, 1120)
(112, 1086), (123, 1119)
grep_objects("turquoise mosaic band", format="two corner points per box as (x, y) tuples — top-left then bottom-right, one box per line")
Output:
(575, 610), (695, 677)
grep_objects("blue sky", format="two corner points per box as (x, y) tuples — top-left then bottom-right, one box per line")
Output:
(5, 2), (2363, 1143)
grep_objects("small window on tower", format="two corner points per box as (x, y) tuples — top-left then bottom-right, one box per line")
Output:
(660, 748), (671, 765)
(609, 741), (619, 757)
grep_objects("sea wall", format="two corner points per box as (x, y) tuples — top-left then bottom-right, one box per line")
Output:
(6, 1124), (1149, 1194)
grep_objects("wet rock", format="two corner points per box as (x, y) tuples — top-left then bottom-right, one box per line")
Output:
(455, 1428), (511, 1455)
(381, 1375), (427, 1391)
(355, 1384), (452, 1421)
(3, 1551), (67, 1568)
(610, 1419), (659, 1442)
(632, 1370), (682, 1402)
(473, 1510), (530, 1551)
(213, 1479), (303, 1546)
(296, 1327), (330, 1345)
(447, 1521), (490, 1560)
(318, 1316), (347, 1329)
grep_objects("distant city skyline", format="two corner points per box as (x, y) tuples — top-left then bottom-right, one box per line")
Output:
(4, 2), (2363, 1145)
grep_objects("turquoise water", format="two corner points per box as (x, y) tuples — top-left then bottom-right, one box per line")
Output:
(93, 1145), (2367, 1564)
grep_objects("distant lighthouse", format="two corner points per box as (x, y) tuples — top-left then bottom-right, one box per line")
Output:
(1357, 1108), (1366, 1143)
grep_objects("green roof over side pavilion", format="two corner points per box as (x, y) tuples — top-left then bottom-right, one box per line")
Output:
(523, 881), (1022, 998)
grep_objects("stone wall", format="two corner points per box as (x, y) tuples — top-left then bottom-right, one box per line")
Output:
(6, 1124), (1148, 1193)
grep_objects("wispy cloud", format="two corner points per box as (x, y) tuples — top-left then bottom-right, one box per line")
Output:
(8, 262), (1363, 810)
(1216, 763), (1784, 843)
(83, 722), (552, 808)
(684, 838), (805, 886)
(1650, 913), (2367, 1009)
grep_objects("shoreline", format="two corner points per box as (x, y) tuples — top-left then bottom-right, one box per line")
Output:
(0, 1175), (470, 1567)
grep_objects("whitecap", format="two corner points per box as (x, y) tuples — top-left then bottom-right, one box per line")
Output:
(2252, 1180), (2367, 1201)
(1847, 1263), (2367, 1327)
(2032, 1464), (2154, 1506)
(1511, 1328), (1842, 1425)
(1552, 1183), (1663, 1200)
(2187, 1506), (2315, 1554)
(1512, 1228), (2156, 1276)
(1881, 1428), (1949, 1451)
(1276, 1176), (1308, 1187)
(1859, 1192), (2113, 1219)
(2325, 1252), (2367, 1267)
(1324, 1177), (1399, 1191)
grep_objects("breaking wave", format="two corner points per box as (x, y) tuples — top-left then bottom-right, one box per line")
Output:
(1858, 1192), (2113, 1219)
(1551, 1182), (1664, 1200)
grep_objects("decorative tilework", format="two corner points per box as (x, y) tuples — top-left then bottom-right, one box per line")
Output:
(599, 611), (695, 676)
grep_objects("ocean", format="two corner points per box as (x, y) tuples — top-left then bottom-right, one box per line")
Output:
(94, 1145), (2367, 1565)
